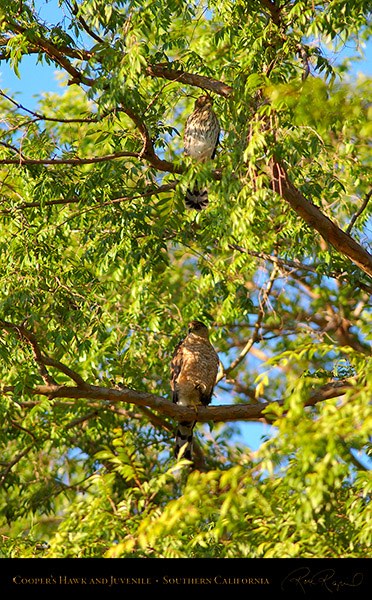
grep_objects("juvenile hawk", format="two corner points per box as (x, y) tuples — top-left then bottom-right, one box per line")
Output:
(171, 321), (219, 462)
(183, 95), (220, 211)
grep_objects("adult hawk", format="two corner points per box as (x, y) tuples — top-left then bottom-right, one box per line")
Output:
(183, 95), (220, 211)
(171, 321), (219, 462)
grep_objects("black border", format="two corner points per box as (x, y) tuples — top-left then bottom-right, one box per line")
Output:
(2, 558), (371, 596)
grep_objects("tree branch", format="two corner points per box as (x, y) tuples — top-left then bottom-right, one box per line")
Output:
(1, 378), (353, 424)
(269, 160), (372, 280)
(0, 320), (356, 431)
(0, 32), (233, 98)
(227, 243), (372, 295)
(0, 182), (178, 214)
(0, 443), (35, 485)
(144, 63), (233, 98)
(257, 0), (282, 26)
(346, 188), (372, 235)
(217, 264), (280, 382)
(6, 20), (94, 86)
(0, 149), (142, 166)
(0, 319), (88, 388)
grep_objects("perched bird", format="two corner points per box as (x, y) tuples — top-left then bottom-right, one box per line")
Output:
(183, 95), (220, 210)
(171, 320), (219, 462)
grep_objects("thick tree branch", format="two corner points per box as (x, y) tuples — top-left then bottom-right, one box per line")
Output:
(269, 160), (372, 280)
(257, 0), (282, 26)
(1, 378), (353, 424)
(0, 321), (357, 469)
(145, 63), (233, 98)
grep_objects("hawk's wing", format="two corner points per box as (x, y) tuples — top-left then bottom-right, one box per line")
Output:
(170, 339), (184, 404)
(210, 129), (220, 160)
(170, 337), (196, 461)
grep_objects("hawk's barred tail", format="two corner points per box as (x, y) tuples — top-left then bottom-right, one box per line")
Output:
(175, 420), (196, 461)
(185, 187), (209, 211)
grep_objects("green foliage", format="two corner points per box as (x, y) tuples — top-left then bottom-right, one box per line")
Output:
(1, 0), (372, 558)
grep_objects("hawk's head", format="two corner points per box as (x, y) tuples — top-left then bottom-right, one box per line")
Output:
(194, 95), (213, 110)
(188, 320), (210, 339)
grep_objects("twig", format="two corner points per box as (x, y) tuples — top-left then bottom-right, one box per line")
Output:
(0, 320), (87, 388)
(0, 149), (144, 167)
(346, 188), (372, 234)
(227, 242), (372, 295)
(0, 320), (57, 385)
(0, 182), (178, 215)
(0, 90), (94, 123)
(67, 0), (105, 45)
(217, 264), (279, 382)
(0, 443), (34, 485)
(297, 44), (310, 80)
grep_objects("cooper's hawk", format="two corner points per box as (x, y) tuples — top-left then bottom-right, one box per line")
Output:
(183, 95), (220, 211)
(171, 320), (219, 462)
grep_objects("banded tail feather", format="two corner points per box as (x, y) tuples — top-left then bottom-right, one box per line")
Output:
(185, 186), (209, 211)
(174, 420), (196, 461)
